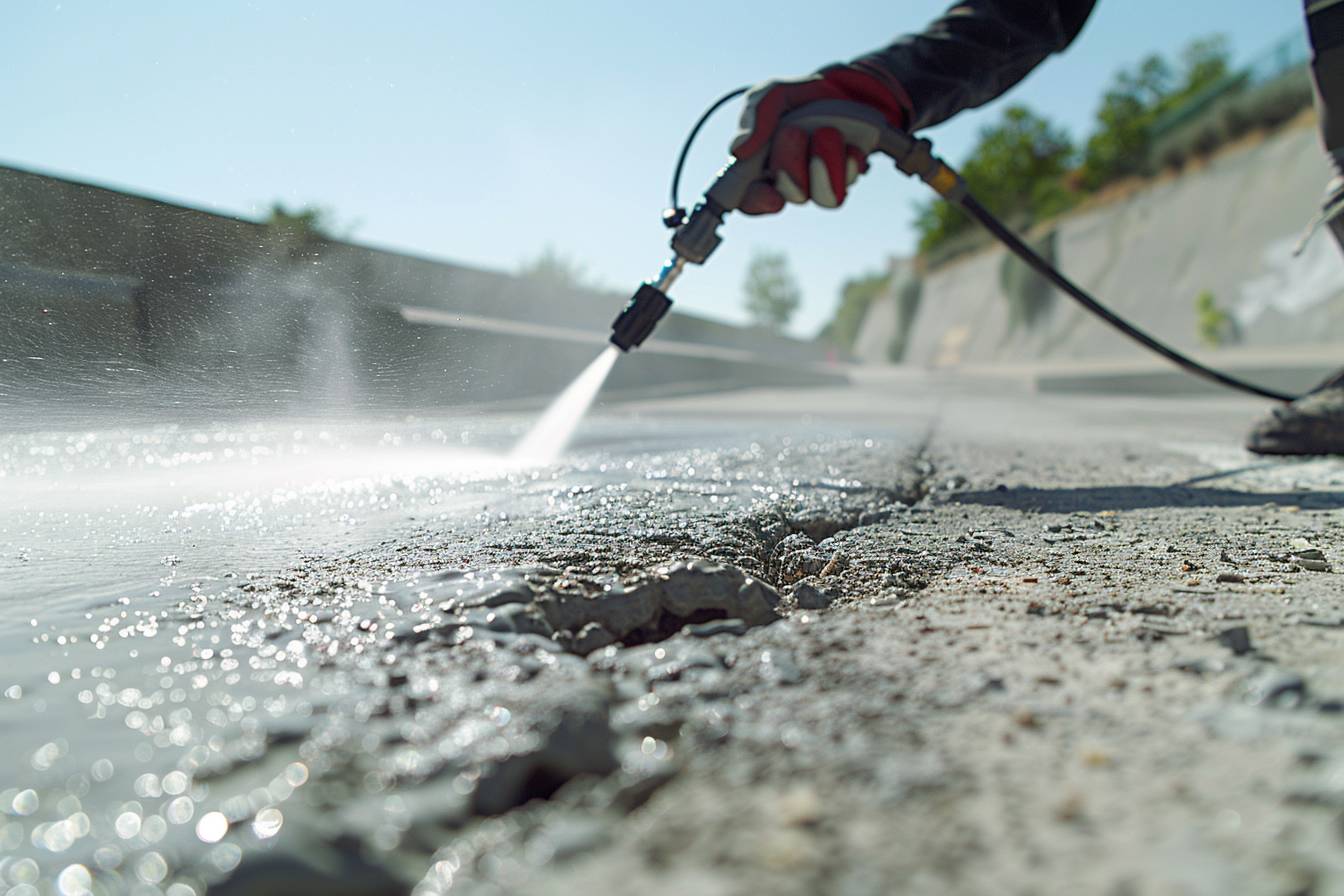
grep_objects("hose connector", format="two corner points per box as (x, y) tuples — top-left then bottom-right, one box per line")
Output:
(670, 198), (727, 265)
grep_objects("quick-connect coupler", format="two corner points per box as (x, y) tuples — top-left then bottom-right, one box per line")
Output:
(609, 255), (686, 351)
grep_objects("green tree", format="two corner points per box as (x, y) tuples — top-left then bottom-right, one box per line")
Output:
(265, 202), (334, 238)
(743, 250), (802, 332)
(821, 269), (892, 349)
(519, 247), (594, 290)
(1180, 35), (1234, 97)
(1079, 56), (1172, 188)
(264, 202), (336, 260)
(1079, 35), (1232, 188)
(914, 105), (1075, 254)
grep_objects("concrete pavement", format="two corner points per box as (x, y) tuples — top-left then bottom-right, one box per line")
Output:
(6, 375), (1344, 894)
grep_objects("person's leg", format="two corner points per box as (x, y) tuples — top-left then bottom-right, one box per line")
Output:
(1245, 0), (1344, 455)
(1308, 0), (1344, 248)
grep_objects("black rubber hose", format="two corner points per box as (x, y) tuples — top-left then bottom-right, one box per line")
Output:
(669, 86), (749, 217)
(955, 194), (1298, 403)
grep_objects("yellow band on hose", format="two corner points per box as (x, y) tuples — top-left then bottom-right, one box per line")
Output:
(928, 165), (959, 197)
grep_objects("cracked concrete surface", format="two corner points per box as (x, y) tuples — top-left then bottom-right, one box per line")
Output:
(6, 374), (1344, 894)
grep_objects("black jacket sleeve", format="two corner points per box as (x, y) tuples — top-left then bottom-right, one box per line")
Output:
(851, 0), (1097, 132)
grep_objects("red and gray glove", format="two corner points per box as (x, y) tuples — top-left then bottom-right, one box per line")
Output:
(731, 65), (912, 215)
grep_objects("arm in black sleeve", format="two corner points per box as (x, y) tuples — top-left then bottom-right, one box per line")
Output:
(851, 0), (1097, 132)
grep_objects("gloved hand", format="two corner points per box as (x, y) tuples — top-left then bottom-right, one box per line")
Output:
(731, 65), (911, 215)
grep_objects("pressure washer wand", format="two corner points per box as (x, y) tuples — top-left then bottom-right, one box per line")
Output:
(610, 100), (963, 353)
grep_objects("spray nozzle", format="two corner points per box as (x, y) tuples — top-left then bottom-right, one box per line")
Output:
(610, 254), (685, 352)
(613, 98), (901, 353)
(610, 283), (673, 352)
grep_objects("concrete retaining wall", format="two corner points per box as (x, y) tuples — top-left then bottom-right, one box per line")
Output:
(860, 122), (1344, 373)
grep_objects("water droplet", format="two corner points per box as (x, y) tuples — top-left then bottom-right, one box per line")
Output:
(196, 810), (228, 843)
(162, 770), (189, 795)
(57, 864), (92, 896)
(93, 844), (123, 870)
(114, 811), (141, 839)
(136, 850), (168, 884)
(211, 842), (242, 873)
(252, 807), (283, 839)
(134, 773), (161, 798)
(42, 819), (77, 851)
(166, 796), (195, 825)
(141, 814), (168, 843)
(68, 812), (90, 838)
(0, 821), (23, 850)
(12, 789), (38, 815)
(10, 857), (40, 882)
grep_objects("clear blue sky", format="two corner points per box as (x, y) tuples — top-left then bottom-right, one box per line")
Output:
(3, 1), (1304, 337)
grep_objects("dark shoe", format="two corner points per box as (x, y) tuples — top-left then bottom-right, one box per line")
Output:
(1246, 386), (1344, 455)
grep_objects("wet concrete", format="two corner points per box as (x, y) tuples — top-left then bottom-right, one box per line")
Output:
(7, 379), (1344, 893)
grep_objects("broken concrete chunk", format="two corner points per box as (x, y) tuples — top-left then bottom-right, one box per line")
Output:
(566, 621), (616, 655)
(682, 618), (749, 638)
(1243, 669), (1308, 709)
(1289, 540), (1329, 570)
(472, 684), (617, 816)
(790, 579), (834, 610)
(420, 568), (541, 611)
(539, 587), (660, 641)
(656, 560), (781, 625)
(464, 602), (552, 637)
(538, 560), (780, 649)
(1215, 625), (1253, 656)
(758, 648), (803, 686)
(768, 532), (824, 584)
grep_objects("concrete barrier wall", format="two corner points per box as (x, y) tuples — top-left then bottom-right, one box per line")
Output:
(862, 122), (1344, 370)
(0, 165), (842, 411)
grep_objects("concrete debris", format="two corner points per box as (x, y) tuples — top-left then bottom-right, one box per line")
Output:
(1288, 540), (1330, 571)
(472, 684), (618, 816)
(540, 559), (781, 647)
(385, 560), (781, 656)
(1243, 669), (1309, 709)
(789, 579), (834, 610)
(1215, 625), (1254, 656)
(681, 618), (749, 638)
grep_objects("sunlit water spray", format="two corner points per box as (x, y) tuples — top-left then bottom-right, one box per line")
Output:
(511, 346), (620, 463)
